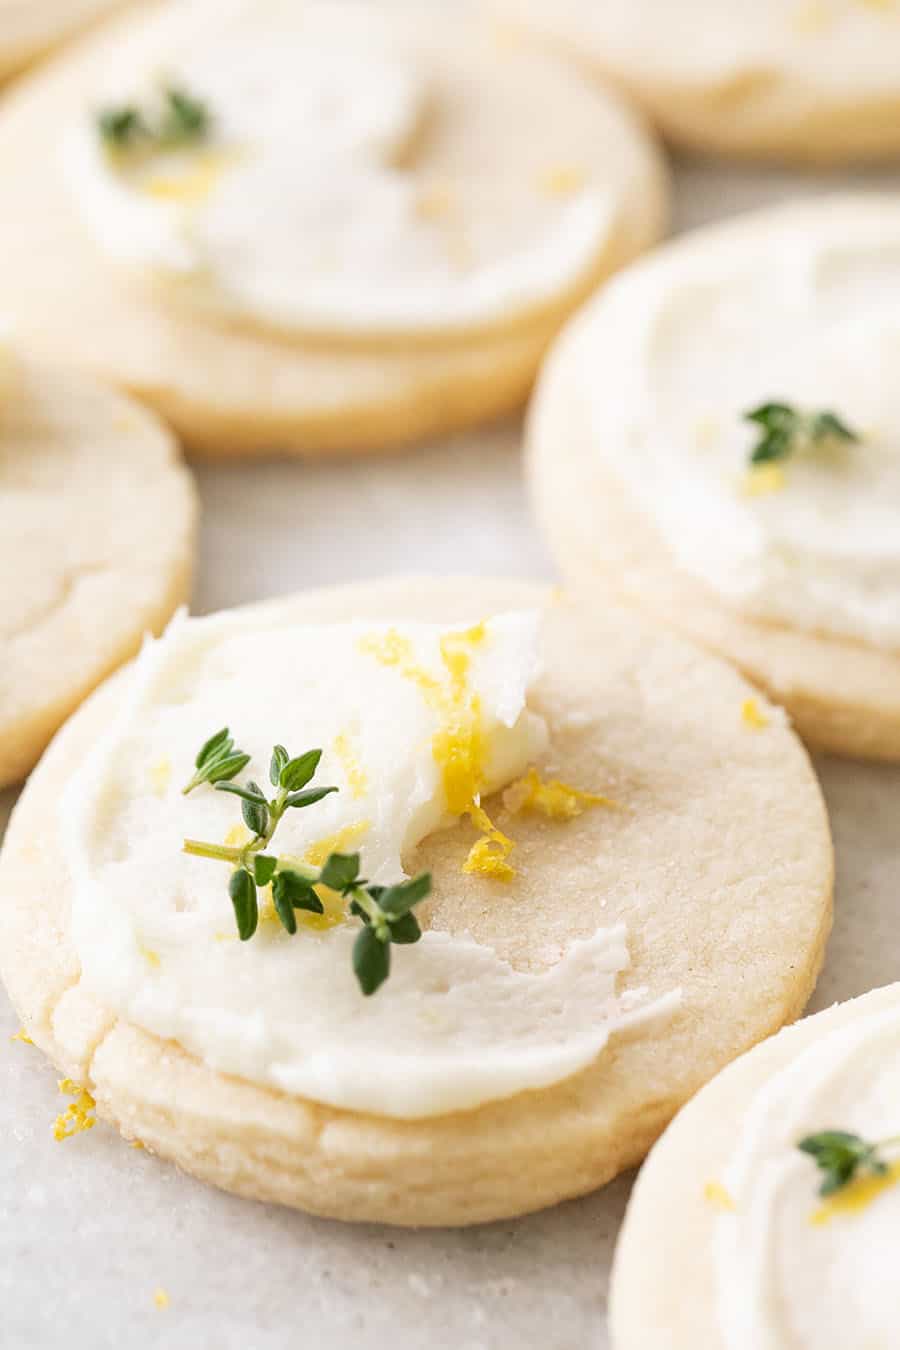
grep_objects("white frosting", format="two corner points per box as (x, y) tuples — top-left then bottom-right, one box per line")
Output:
(61, 604), (675, 1118)
(714, 1001), (900, 1350)
(579, 200), (900, 648)
(62, 0), (615, 337)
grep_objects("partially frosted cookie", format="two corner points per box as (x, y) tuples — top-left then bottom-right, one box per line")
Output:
(0, 336), (195, 788)
(0, 0), (126, 83)
(492, 0), (900, 164)
(0, 578), (832, 1226)
(0, 0), (667, 456)
(610, 982), (900, 1350)
(529, 196), (900, 761)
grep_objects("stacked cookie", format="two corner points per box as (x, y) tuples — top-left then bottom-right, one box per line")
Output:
(0, 3), (898, 1346)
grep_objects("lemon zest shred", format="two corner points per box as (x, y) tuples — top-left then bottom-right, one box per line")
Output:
(140, 149), (232, 204)
(11, 1027), (32, 1045)
(139, 944), (161, 969)
(538, 164), (585, 197)
(154, 1288), (170, 1311)
(741, 698), (770, 730)
(810, 1159), (900, 1225)
(743, 463), (786, 497)
(360, 623), (512, 877)
(148, 756), (171, 797)
(54, 1079), (97, 1141)
(332, 733), (369, 800)
(130, 1139), (145, 1150)
(502, 767), (616, 821)
(704, 1180), (737, 1212)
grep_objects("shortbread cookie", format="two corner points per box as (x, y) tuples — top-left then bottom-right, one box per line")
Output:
(610, 982), (900, 1350)
(0, 0), (667, 457)
(492, 0), (900, 164)
(0, 578), (832, 1226)
(0, 0), (126, 83)
(0, 344), (195, 788)
(529, 197), (900, 761)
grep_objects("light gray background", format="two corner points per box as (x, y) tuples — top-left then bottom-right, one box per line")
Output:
(2, 159), (900, 1350)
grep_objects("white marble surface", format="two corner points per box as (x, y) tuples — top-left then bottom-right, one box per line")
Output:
(3, 155), (900, 1349)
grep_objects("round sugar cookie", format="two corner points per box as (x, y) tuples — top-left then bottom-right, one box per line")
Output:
(0, 1), (667, 458)
(0, 352), (195, 788)
(528, 196), (900, 762)
(0, 577), (832, 1226)
(0, 0), (127, 83)
(491, 0), (900, 164)
(609, 982), (900, 1350)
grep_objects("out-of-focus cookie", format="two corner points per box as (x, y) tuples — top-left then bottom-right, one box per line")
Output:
(529, 196), (900, 761)
(0, 0), (127, 83)
(492, 0), (900, 164)
(610, 982), (900, 1349)
(0, 339), (195, 787)
(0, 0), (668, 455)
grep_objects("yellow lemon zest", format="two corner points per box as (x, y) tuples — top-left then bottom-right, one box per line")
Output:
(130, 1139), (145, 1150)
(503, 767), (616, 821)
(139, 944), (161, 969)
(148, 756), (171, 797)
(11, 1027), (32, 1045)
(538, 164), (585, 197)
(741, 697), (770, 730)
(303, 820), (371, 868)
(224, 823), (252, 849)
(54, 1080), (97, 1141)
(810, 1159), (900, 1225)
(141, 149), (231, 204)
(704, 1180), (737, 1212)
(333, 733), (369, 800)
(360, 622), (514, 877)
(154, 1288), (170, 1311)
(744, 463), (786, 496)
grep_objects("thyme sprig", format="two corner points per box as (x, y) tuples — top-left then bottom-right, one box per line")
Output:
(181, 730), (431, 996)
(798, 1130), (900, 1196)
(97, 85), (210, 153)
(744, 402), (859, 467)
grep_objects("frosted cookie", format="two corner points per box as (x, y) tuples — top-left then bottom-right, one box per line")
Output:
(491, 0), (900, 164)
(0, 335), (195, 788)
(0, 0), (126, 83)
(529, 196), (900, 761)
(0, 578), (832, 1226)
(0, 0), (667, 457)
(610, 982), (900, 1350)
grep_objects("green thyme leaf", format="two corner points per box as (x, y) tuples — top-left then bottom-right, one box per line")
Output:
(377, 873), (432, 918)
(97, 105), (146, 148)
(241, 786), (269, 837)
(159, 86), (209, 146)
(353, 925), (390, 996)
(744, 402), (860, 468)
(229, 868), (258, 942)
(272, 870), (324, 916)
(97, 84), (210, 157)
(318, 853), (361, 893)
(285, 786), (338, 810)
(270, 745), (289, 788)
(387, 912), (422, 945)
(182, 729), (250, 794)
(253, 855), (278, 887)
(798, 1130), (891, 1196)
(215, 781), (267, 806)
(280, 749), (323, 793)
